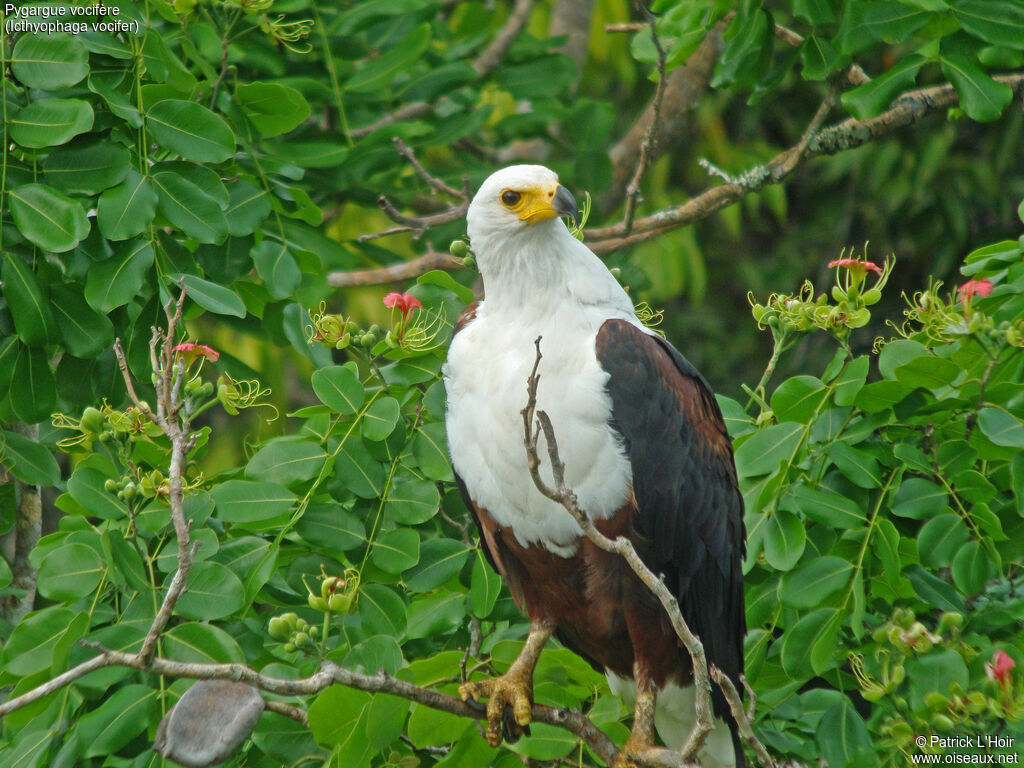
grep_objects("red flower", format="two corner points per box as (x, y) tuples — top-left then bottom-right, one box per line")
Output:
(172, 342), (220, 364)
(958, 279), (994, 301)
(986, 650), (1016, 685)
(828, 258), (883, 275)
(383, 292), (422, 318)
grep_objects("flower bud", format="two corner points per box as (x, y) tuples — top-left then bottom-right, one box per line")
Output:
(268, 617), (290, 640)
(449, 240), (468, 257)
(81, 407), (103, 434)
(308, 593), (328, 612)
(104, 478), (118, 493)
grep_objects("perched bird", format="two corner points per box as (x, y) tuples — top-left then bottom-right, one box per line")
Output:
(444, 165), (747, 767)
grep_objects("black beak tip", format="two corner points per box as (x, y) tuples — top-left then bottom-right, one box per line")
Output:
(553, 185), (581, 226)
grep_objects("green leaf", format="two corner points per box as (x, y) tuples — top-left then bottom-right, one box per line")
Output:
(977, 407), (1024, 447)
(10, 345), (57, 424)
(412, 422), (453, 481)
(358, 584), (407, 638)
(345, 24), (431, 93)
(0, 429), (60, 486)
(212, 479), (295, 523)
(372, 528), (420, 573)
(42, 137), (131, 195)
(827, 441), (881, 488)
(951, 540), (992, 594)
(12, 33), (89, 90)
(779, 556), (854, 608)
(8, 183), (90, 253)
(892, 477), (949, 519)
(918, 513), (970, 568)
(735, 422), (804, 478)
(97, 169), (158, 240)
(951, 1), (1024, 51)
(417, 269), (476, 305)
(175, 561), (245, 620)
(2, 606), (85, 675)
(906, 565), (964, 612)
(225, 180), (271, 237)
(838, 2), (930, 55)
(404, 539), (470, 592)
(787, 484), (866, 528)
(9, 98), (94, 149)
(712, 6), (773, 89)
(511, 722), (577, 761)
(50, 284), (115, 358)
(2, 252), (58, 346)
(308, 686), (373, 752)
(252, 240), (302, 299)
(362, 397), (401, 441)
(771, 376), (827, 422)
(801, 35), (840, 81)
(764, 509), (806, 571)
(781, 607), (836, 679)
(152, 169), (229, 244)
(180, 274), (247, 318)
(816, 696), (874, 768)
(841, 55), (924, 119)
(334, 439), (385, 499)
(907, 648), (968, 710)
(312, 366), (365, 414)
(164, 622), (246, 664)
(79, 685), (159, 758)
(296, 503), (366, 551)
(147, 99), (236, 163)
(470, 548), (501, 618)
(893, 354), (960, 389)
(793, 0), (838, 25)
(386, 478), (441, 525)
(235, 81), (311, 137)
(37, 542), (104, 601)
(407, 704), (469, 748)
(68, 467), (129, 520)
(940, 52), (1013, 122)
(84, 240), (155, 313)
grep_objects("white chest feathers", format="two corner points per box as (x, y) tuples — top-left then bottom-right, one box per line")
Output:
(444, 304), (634, 556)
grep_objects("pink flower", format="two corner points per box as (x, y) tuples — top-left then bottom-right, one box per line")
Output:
(172, 342), (220, 364)
(383, 292), (422, 318)
(986, 650), (1016, 685)
(958, 279), (994, 301)
(829, 258), (883, 275)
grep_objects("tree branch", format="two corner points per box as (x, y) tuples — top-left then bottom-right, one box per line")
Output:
(520, 337), (776, 767)
(327, 251), (463, 287)
(4, 422), (42, 624)
(473, 0), (537, 76)
(585, 72), (1024, 253)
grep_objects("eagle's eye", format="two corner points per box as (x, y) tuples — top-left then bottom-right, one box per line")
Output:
(501, 190), (521, 207)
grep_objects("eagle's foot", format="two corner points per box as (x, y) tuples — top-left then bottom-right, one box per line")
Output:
(459, 672), (533, 747)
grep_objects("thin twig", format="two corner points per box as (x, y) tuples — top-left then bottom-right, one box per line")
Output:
(394, 138), (464, 198)
(521, 338), (777, 767)
(622, 6), (668, 234)
(712, 667), (776, 768)
(264, 699), (309, 725)
(520, 337), (715, 765)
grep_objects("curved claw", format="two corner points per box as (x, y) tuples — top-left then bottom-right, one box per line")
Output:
(459, 674), (533, 747)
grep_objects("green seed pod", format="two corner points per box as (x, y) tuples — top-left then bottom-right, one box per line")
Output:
(449, 240), (468, 257)
(80, 406), (103, 434)
(268, 617), (290, 640)
(329, 593), (353, 614)
(308, 594), (328, 612)
(462, 254), (477, 270)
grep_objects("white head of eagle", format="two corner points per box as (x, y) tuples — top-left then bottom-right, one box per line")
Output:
(445, 165), (747, 768)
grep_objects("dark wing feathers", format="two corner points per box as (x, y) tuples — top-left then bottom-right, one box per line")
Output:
(595, 319), (746, 715)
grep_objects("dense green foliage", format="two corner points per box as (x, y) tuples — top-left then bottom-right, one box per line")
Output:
(1, 0), (1022, 767)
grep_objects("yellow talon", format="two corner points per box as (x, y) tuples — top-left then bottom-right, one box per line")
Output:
(459, 673), (533, 747)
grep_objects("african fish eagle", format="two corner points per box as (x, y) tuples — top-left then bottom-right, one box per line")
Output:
(443, 165), (747, 768)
